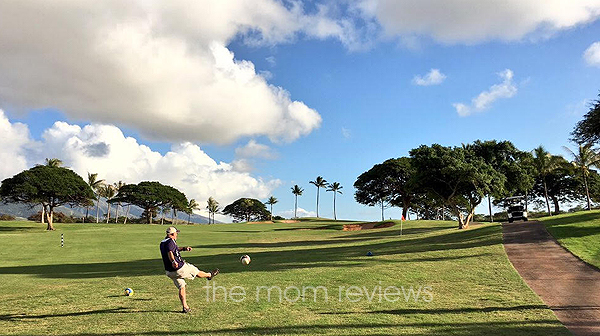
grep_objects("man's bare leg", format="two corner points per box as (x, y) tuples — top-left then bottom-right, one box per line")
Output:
(179, 286), (189, 310)
(196, 270), (212, 278)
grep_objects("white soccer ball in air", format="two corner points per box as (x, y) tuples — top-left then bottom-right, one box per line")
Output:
(240, 254), (251, 265)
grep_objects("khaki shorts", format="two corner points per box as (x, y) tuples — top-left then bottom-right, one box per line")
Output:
(165, 262), (200, 289)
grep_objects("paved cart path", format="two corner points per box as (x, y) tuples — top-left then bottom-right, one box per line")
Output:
(502, 221), (600, 336)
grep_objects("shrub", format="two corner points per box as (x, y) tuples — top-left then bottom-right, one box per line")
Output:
(0, 214), (16, 221)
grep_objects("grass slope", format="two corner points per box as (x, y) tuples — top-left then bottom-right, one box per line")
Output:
(540, 210), (600, 269)
(0, 220), (569, 336)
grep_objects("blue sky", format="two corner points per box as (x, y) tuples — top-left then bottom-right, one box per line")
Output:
(1, 1), (600, 221)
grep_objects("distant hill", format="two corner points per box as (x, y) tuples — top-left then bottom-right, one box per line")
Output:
(0, 201), (215, 224)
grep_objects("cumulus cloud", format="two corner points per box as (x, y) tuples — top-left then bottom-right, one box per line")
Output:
(584, 41), (600, 67)
(0, 1), (377, 145)
(453, 69), (517, 117)
(357, 0), (600, 44)
(279, 207), (317, 219)
(412, 69), (446, 86)
(0, 113), (280, 213)
(0, 109), (34, 179)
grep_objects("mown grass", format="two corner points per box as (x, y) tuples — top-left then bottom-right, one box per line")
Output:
(539, 210), (600, 269)
(0, 219), (569, 336)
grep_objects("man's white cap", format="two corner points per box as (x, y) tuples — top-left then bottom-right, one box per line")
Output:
(166, 226), (180, 235)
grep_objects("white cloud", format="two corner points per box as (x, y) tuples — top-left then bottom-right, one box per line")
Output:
(235, 140), (277, 159)
(341, 127), (351, 139)
(0, 114), (280, 210)
(584, 41), (600, 67)
(0, 1), (380, 145)
(0, 109), (34, 180)
(453, 69), (517, 117)
(357, 0), (600, 44)
(412, 69), (446, 86)
(266, 56), (277, 67)
(279, 207), (317, 219)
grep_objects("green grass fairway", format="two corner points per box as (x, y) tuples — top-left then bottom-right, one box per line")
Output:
(0, 219), (569, 336)
(540, 210), (600, 269)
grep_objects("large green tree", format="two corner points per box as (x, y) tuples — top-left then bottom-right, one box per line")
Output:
(572, 93), (600, 144)
(467, 140), (535, 220)
(532, 146), (564, 216)
(563, 143), (600, 210)
(530, 159), (579, 214)
(110, 181), (188, 224)
(410, 144), (505, 229)
(309, 176), (327, 218)
(222, 198), (270, 222)
(0, 166), (95, 230)
(354, 158), (417, 221)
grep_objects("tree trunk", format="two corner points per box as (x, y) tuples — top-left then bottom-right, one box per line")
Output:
(401, 202), (409, 221)
(380, 198), (384, 221)
(106, 203), (111, 223)
(124, 204), (130, 224)
(188, 213), (191, 225)
(115, 203), (120, 223)
(294, 195), (298, 219)
(147, 208), (152, 224)
(45, 206), (54, 231)
(84, 207), (89, 223)
(41, 206), (45, 224)
(270, 204), (273, 221)
(543, 177), (552, 216)
(333, 193), (337, 220)
(96, 197), (101, 223)
(525, 190), (529, 212)
(584, 173), (592, 211)
(488, 195), (494, 222)
(552, 196), (560, 215)
(316, 187), (320, 218)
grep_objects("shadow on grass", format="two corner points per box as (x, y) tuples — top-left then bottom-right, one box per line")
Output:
(16, 320), (569, 336)
(0, 224), (501, 279)
(0, 225), (41, 232)
(543, 211), (600, 228)
(319, 304), (549, 315)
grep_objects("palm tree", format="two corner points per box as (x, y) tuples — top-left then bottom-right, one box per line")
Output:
(186, 199), (200, 224)
(563, 143), (600, 210)
(86, 173), (104, 223)
(326, 182), (343, 220)
(100, 185), (116, 223)
(309, 176), (327, 218)
(207, 197), (219, 224)
(265, 196), (278, 221)
(291, 185), (304, 219)
(45, 158), (63, 167)
(533, 146), (563, 216)
(113, 181), (125, 223)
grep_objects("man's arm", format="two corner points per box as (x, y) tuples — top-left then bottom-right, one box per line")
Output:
(178, 246), (192, 252)
(168, 251), (178, 268)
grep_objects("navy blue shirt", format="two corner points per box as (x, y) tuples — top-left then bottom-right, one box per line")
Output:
(160, 237), (184, 271)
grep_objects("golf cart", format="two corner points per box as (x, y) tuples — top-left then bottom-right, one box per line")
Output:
(504, 196), (528, 223)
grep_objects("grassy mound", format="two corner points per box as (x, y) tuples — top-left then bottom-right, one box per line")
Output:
(0, 220), (569, 335)
(539, 210), (600, 269)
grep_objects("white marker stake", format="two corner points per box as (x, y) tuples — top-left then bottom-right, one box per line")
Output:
(401, 219), (403, 236)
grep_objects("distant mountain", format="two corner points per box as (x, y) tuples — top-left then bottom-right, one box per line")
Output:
(0, 201), (214, 224)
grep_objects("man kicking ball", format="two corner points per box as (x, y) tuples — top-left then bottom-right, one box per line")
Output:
(160, 226), (219, 313)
